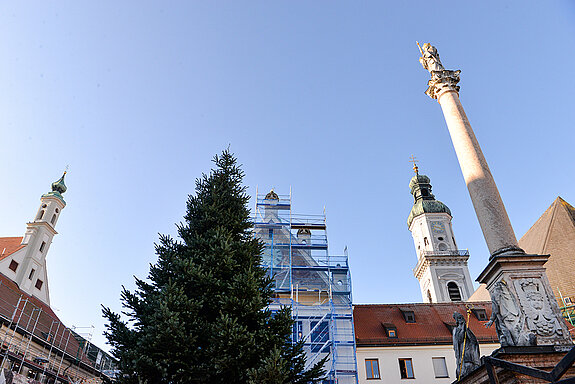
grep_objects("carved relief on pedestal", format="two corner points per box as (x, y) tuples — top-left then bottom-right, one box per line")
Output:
(486, 281), (534, 347)
(514, 278), (565, 341)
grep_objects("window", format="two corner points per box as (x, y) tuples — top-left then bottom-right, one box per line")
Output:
(401, 309), (416, 323)
(365, 359), (380, 379)
(472, 308), (488, 321)
(423, 237), (429, 246)
(427, 290), (433, 303)
(399, 358), (415, 379)
(564, 297), (573, 305)
(35, 279), (43, 290)
(447, 282), (462, 301)
(28, 269), (35, 280)
(39, 242), (46, 253)
(387, 328), (397, 338)
(432, 357), (449, 378)
(51, 214), (57, 224)
(9, 260), (18, 272)
(310, 321), (329, 352)
(293, 321), (303, 342)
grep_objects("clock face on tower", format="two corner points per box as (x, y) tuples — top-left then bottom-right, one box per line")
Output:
(430, 221), (445, 234)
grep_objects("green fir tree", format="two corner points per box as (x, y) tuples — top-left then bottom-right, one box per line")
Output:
(103, 150), (326, 384)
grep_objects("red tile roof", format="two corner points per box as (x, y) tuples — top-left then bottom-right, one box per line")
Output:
(0, 237), (26, 261)
(0, 272), (105, 377)
(354, 302), (499, 346)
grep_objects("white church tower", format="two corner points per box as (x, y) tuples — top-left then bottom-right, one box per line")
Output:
(407, 165), (474, 303)
(0, 172), (67, 305)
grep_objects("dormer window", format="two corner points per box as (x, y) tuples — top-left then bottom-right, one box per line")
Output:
(401, 309), (416, 323)
(472, 308), (488, 321)
(382, 323), (398, 338)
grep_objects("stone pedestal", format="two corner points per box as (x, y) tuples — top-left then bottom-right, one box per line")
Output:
(477, 254), (572, 346)
(457, 346), (575, 384)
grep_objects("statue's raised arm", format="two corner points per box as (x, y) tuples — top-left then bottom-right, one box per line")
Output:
(418, 42), (445, 73)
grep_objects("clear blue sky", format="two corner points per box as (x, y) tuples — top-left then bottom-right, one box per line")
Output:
(0, 1), (574, 351)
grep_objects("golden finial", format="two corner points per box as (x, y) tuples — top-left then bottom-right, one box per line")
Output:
(409, 155), (419, 174)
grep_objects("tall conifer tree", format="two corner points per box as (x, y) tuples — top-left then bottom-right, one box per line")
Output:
(103, 150), (325, 383)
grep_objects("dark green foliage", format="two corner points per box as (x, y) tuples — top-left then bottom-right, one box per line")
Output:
(103, 150), (326, 384)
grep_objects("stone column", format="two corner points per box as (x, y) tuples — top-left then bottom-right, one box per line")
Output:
(418, 44), (522, 258)
(418, 43), (571, 346)
(437, 90), (520, 257)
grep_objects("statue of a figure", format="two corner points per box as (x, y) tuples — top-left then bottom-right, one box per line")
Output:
(485, 281), (536, 346)
(418, 42), (445, 73)
(453, 312), (481, 379)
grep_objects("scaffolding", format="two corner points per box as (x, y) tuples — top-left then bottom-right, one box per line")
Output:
(254, 190), (358, 384)
(0, 278), (116, 383)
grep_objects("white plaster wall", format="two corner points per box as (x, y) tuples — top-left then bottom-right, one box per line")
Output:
(357, 343), (499, 384)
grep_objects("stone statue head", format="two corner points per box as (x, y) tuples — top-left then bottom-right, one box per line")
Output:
(453, 312), (465, 325)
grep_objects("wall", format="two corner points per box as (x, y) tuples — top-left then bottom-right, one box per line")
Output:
(356, 343), (499, 383)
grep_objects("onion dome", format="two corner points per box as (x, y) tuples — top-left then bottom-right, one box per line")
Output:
(265, 189), (279, 200)
(42, 172), (67, 204)
(407, 171), (451, 228)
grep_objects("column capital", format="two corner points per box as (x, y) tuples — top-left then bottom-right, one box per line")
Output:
(425, 70), (461, 100)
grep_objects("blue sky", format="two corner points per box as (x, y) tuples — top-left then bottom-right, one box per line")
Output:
(0, 1), (574, 351)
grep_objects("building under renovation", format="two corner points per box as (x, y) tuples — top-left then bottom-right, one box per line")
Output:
(0, 173), (115, 383)
(253, 190), (358, 384)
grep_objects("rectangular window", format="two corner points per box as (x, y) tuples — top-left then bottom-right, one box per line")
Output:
(401, 310), (416, 323)
(365, 359), (380, 380)
(9, 260), (18, 272)
(432, 357), (449, 378)
(39, 241), (46, 253)
(293, 321), (303, 342)
(310, 321), (329, 353)
(387, 328), (397, 338)
(472, 309), (488, 321)
(35, 279), (43, 290)
(399, 358), (415, 379)
(28, 269), (35, 280)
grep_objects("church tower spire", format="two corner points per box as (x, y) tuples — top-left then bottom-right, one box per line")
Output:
(407, 168), (474, 303)
(0, 172), (68, 305)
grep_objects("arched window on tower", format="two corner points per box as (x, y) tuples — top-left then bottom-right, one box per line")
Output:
(447, 282), (462, 301)
(36, 204), (47, 220)
(424, 237), (429, 246)
(51, 214), (57, 225)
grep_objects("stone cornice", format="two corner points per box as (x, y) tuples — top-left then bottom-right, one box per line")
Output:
(413, 253), (470, 280)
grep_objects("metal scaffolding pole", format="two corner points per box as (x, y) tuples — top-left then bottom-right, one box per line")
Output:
(2, 298), (28, 369)
(55, 329), (72, 381)
(18, 307), (42, 375)
(41, 321), (61, 381)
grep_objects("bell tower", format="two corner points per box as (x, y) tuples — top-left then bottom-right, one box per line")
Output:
(0, 172), (67, 305)
(407, 164), (474, 303)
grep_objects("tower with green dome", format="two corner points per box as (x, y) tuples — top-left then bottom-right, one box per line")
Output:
(0, 172), (67, 306)
(407, 164), (474, 304)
